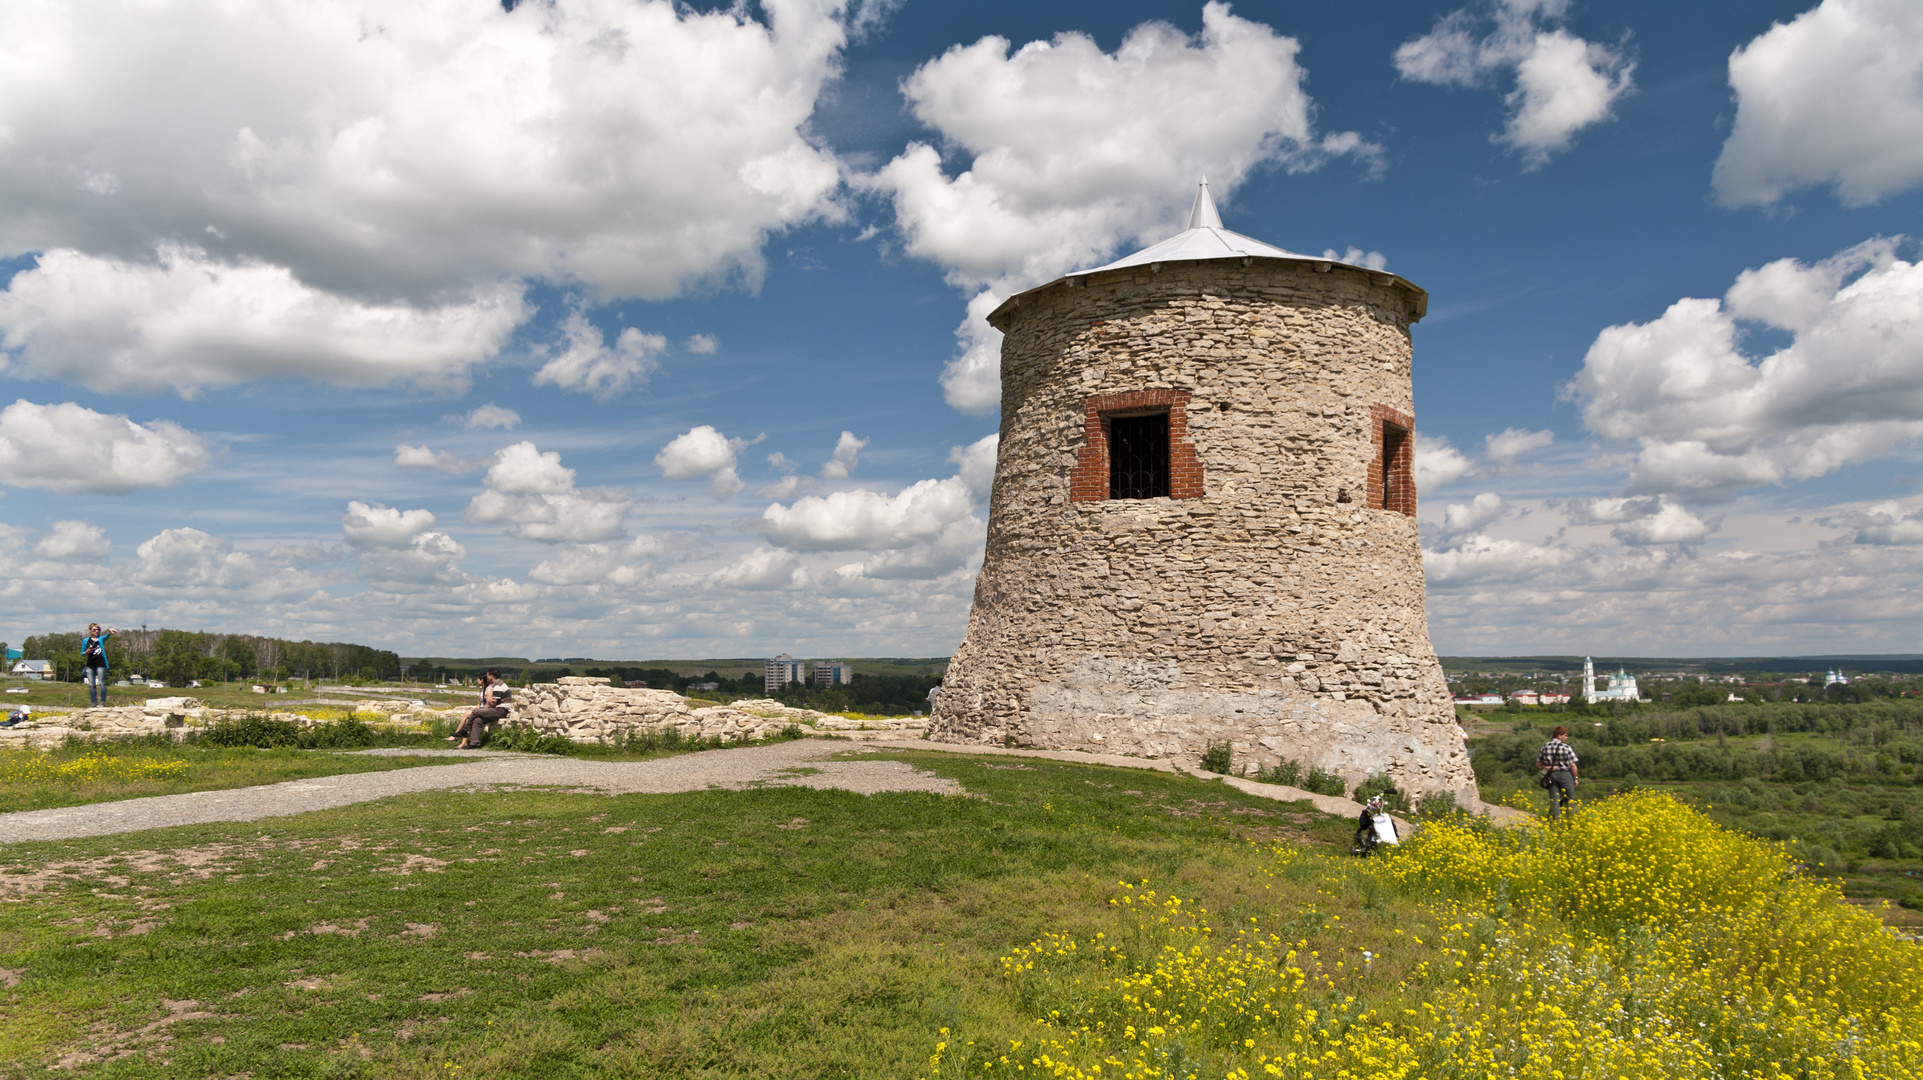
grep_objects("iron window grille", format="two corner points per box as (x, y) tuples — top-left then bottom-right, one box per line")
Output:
(1108, 413), (1171, 499)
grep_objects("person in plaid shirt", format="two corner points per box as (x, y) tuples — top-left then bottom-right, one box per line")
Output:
(1536, 725), (1579, 819)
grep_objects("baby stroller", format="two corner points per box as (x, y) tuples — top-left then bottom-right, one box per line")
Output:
(1351, 794), (1399, 857)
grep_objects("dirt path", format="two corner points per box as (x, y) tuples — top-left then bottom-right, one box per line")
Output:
(0, 740), (961, 844)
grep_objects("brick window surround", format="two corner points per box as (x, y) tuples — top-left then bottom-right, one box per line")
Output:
(1069, 389), (1204, 502)
(1369, 403), (1416, 516)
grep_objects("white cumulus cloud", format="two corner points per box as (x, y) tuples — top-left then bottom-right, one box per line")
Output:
(0, 0), (860, 300)
(1423, 532), (1577, 583)
(1566, 238), (1923, 497)
(1713, 0), (1923, 207)
(1415, 434), (1475, 490)
(0, 399), (211, 494)
(0, 0), (872, 394)
(533, 309), (668, 400)
(0, 247), (527, 396)
(867, 2), (1377, 414)
(684, 333), (719, 354)
(820, 430), (869, 479)
(1395, 0), (1634, 168)
(1322, 247), (1388, 271)
(1825, 500), (1923, 545)
(1611, 502), (1713, 545)
(455, 404), (520, 430)
(466, 441), (630, 543)
(34, 520), (110, 562)
(341, 501), (437, 550)
(757, 433), (996, 556)
(1485, 426), (1554, 463)
(394, 444), (483, 474)
(132, 527), (325, 597)
(708, 547), (806, 590)
(656, 425), (755, 500)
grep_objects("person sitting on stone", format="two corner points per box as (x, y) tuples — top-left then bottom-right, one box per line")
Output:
(449, 669), (510, 749)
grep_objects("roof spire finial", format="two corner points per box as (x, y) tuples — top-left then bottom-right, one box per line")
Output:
(1186, 177), (1223, 231)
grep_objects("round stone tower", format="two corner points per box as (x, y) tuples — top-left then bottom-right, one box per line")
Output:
(930, 183), (1476, 803)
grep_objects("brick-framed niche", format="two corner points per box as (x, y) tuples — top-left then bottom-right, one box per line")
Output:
(1368, 403), (1416, 516)
(1068, 389), (1204, 502)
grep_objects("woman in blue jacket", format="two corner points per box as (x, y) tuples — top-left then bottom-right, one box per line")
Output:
(81, 623), (117, 707)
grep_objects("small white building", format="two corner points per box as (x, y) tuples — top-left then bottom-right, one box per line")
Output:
(10, 660), (54, 681)
(1508, 691), (1572, 706)
(1452, 694), (1504, 706)
(1825, 669), (1849, 688)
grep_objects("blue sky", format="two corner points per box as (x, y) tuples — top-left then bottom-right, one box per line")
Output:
(3, 0), (1922, 659)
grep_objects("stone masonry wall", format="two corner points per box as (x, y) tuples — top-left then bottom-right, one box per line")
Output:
(929, 259), (1477, 803)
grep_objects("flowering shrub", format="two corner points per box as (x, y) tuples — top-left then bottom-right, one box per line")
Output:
(0, 750), (187, 785)
(925, 792), (1923, 1080)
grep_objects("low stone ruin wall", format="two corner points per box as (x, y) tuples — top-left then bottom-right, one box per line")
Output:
(0, 680), (931, 750)
(505, 679), (928, 745)
(0, 696), (460, 750)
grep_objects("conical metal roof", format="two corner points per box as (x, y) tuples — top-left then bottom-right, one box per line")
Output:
(1072, 179), (1312, 274)
(987, 181), (1427, 326)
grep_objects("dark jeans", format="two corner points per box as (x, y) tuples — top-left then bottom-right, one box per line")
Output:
(1546, 769), (1575, 819)
(456, 706), (508, 747)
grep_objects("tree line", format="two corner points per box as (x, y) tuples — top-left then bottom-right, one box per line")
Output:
(13, 628), (400, 686)
(1477, 702), (1923, 785)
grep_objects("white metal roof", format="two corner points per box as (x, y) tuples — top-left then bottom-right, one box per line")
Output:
(1071, 180), (1314, 274)
(988, 181), (1427, 325)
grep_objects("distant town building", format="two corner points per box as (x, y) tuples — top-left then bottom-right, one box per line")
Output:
(764, 654), (805, 693)
(1453, 694), (1504, 706)
(1582, 656), (1644, 703)
(810, 661), (853, 688)
(10, 660), (54, 680)
(1825, 669), (1849, 688)
(1507, 691), (1571, 706)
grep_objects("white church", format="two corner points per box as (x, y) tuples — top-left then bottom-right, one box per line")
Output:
(1581, 657), (1646, 703)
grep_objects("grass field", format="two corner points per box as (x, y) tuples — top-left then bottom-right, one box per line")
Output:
(2, 746), (1919, 1078)
(0, 751), (1351, 1078)
(0, 740), (467, 815)
(2, 679), (471, 714)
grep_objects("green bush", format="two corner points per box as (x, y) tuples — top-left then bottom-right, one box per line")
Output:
(1303, 764), (1347, 797)
(486, 725), (578, 755)
(1251, 756), (1345, 795)
(1253, 758), (1303, 787)
(1200, 740), (1234, 774)
(1415, 791), (1464, 821)
(1353, 772), (1410, 811)
(197, 715), (378, 750)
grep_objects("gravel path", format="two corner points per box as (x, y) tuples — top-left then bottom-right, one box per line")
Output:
(0, 740), (962, 844)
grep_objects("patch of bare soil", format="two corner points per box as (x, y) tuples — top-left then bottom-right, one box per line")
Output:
(0, 845), (246, 899)
(52, 998), (216, 1070)
(282, 916), (372, 940)
(514, 948), (608, 964)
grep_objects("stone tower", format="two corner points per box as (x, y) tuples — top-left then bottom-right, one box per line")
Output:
(929, 183), (1476, 803)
